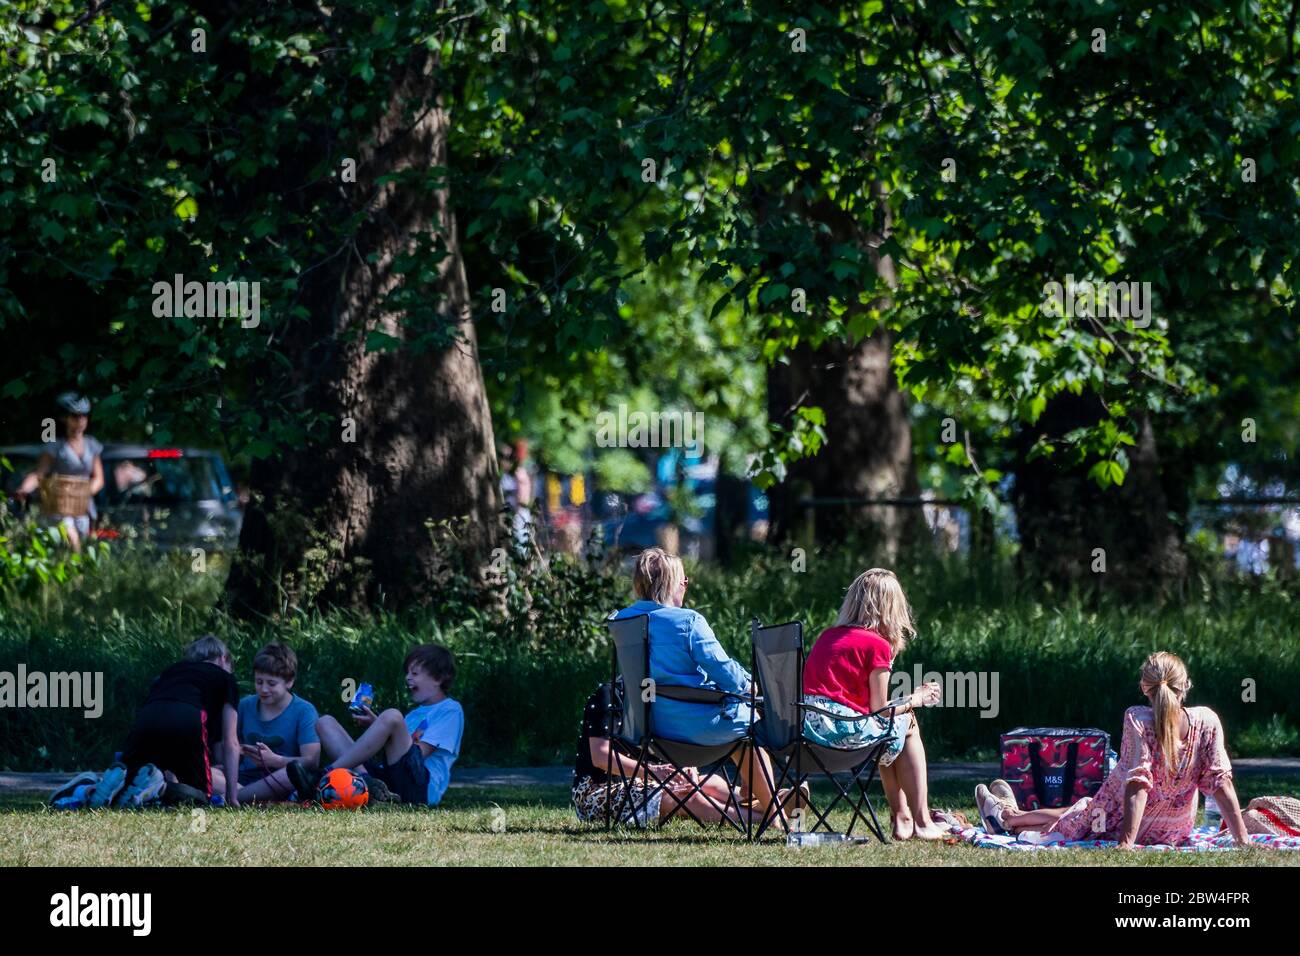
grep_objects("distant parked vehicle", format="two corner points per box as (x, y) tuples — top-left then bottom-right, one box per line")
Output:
(2, 444), (243, 550)
(587, 489), (670, 553)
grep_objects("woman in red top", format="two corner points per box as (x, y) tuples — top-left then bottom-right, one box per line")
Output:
(802, 568), (943, 840)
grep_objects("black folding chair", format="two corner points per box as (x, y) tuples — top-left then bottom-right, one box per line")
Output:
(603, 613), (753, 836)
(749, 618), (901, 841)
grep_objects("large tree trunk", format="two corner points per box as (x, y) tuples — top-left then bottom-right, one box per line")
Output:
(765, 192), (921, 558)
(221, 24), (497, 615)
(1012, 394), (1187, 597)
(766, 330), (920, 555)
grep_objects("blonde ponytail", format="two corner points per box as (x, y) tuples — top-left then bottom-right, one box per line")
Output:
(1139, 651), (1192, 774)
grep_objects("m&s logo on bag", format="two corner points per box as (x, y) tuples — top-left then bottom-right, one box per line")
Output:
(999, 728), (1111, 810)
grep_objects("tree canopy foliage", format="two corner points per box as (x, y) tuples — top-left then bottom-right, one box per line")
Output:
(3, 1), (1298, 600)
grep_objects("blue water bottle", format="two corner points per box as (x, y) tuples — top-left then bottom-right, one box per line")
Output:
(350, 682), (374, 714)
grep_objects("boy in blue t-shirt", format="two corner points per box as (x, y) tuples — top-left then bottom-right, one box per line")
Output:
(291, 644), (463, 805)
(216, 643), (320, 803)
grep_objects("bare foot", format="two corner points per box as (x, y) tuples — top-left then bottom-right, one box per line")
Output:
(725, 806), (750, 827)
(759, 797), (789, 830)
(912, 820), (948, 841)
(892, 813), (915, 841)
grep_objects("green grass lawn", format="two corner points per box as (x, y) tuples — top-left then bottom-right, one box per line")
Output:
(4, 778), (1297, 867)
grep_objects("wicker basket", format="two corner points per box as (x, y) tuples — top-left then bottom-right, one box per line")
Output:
(1243, 796), (1300, 836)
(40, 475), (91, 517)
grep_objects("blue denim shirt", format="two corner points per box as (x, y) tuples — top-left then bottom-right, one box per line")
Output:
(613, 600), (753, 742)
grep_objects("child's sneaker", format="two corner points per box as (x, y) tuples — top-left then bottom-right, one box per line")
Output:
(286, 760), (320, 802)
(361, 774), (400, 804)
(115, 764), (166, 808)
(989, 778), (1020, 812)
(52, 784), (97, 811)
(89, 763), (129, 809)
(974, 784), (1009, 835)
(160, 780), (208, 807)
(48, 771), (99, 808)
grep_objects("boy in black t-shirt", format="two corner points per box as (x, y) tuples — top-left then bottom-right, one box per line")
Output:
(571, 680), (744, 827)
(99, 635), (241, 808)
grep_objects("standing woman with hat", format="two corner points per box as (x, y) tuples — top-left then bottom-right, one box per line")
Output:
(16, 392), (105, 552)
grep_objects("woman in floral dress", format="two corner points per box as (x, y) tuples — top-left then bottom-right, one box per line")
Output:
(980, 652), (1252, 847)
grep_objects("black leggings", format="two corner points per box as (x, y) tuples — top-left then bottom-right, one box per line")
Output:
(121, 701), (211, 795)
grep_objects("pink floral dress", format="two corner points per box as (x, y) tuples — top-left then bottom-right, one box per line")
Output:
(1050, 705), (1232, 845)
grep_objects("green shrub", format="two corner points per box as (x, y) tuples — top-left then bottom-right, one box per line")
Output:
(0, 511), (112, 608)
(1236, 715), (1300, 757)
(1, 536), (1297, 771)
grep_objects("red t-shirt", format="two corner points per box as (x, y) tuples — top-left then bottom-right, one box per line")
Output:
(802, 625), (893, 715)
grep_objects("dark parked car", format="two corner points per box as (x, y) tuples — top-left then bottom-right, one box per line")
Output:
(2, 443), (243, 550)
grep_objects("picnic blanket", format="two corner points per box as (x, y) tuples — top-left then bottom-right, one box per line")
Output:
(942, 822), (1300, 852)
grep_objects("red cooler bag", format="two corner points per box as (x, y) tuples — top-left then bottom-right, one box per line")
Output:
(999, 727), (1110, 810)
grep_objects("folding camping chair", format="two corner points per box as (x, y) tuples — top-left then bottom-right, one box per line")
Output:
(749, 618), (900, 841)
(603, 613), (753, 836)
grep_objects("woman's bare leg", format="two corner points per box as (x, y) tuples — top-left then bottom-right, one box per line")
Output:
(879, 758), (914, 839)
(889, 717), (944, 839)
(1002, 806), (1071, 833)
(731, 742), (782, 823)
(697, 773), (739, 806)
(61, 517), (83, 553)
(660, 788), (744, 825)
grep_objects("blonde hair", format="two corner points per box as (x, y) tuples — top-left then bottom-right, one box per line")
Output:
(632, 548), (685, 605)
(835, 568), (916, 656)
(1139, 651), (1192, 774)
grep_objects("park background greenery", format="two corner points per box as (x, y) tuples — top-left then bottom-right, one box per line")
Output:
(2, 534), (1298, 770)
(2, 0), (1300, 772)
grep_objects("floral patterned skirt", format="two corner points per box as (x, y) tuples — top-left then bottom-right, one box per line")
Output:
(572, 769), (702, 828)
(801, 694), (910, 766)
(573, 775), (662, 828)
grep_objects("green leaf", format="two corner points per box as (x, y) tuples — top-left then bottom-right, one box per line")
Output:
(1087, 460), (1113, 489)
(710, 291), (732, 319)
(364, 330), (402, 353)
(759, 282), (789, 307)
(1028, 393), (1047, 422)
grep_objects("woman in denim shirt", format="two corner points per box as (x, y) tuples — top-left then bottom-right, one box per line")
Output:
(614, 548), (786, 823)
